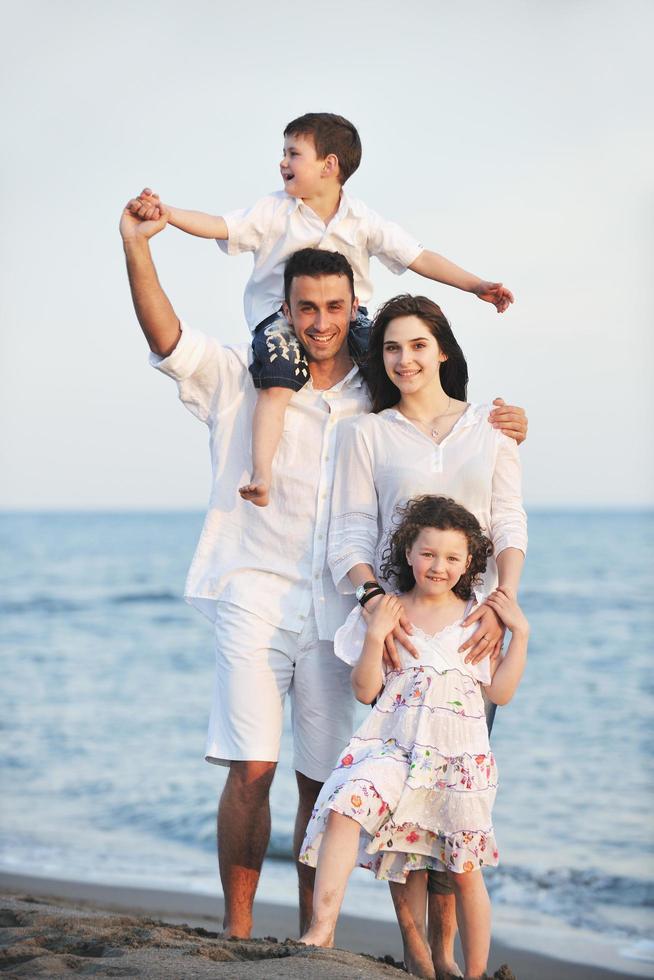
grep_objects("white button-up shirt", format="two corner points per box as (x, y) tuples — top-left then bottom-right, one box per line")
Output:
(329, 405), (528, 598)
(151, 324), (371, 639)
(218, 191), (423, 330)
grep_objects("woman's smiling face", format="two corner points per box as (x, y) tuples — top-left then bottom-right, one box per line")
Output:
(382, 315), (445, 395)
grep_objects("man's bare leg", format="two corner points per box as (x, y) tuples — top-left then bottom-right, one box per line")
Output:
(294, 771), (322, 934)
(239, 387), (294, 507)
(389, 874), (436, 979)
(217, 760), (276, 937)
(428, 890), (462, 977)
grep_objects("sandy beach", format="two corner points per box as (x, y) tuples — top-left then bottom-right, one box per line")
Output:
(0, 872), (646, 979)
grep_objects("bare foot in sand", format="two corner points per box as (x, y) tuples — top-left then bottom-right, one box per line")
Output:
(403, 938), (436, 978)
(238, 479), (270, 507)
(434, 962), (463, 978)
(298, 926), (334, 947)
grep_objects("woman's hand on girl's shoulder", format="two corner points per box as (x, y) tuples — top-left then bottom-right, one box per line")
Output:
(461, 602), (505, 664)
(484, 588), (530, 637)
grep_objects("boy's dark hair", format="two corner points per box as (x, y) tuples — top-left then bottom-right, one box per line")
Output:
(380, 495), (493, 600)
(366, 295), (469, 413)
(284, 113), (362, 184)
(284, 248), (355, 304)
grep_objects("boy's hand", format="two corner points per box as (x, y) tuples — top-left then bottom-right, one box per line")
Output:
(473, 281), (514, 313)
(484, 588), (529, 637)
(127, 188), (163, 222)
(120, 199), (169, 242)
(489, 398), (527, 444)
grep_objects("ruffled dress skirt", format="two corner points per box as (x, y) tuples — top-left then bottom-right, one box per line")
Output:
(299, 613), (499, 882)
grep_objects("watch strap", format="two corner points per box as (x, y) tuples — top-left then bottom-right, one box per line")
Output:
(359, 587), (386, 607)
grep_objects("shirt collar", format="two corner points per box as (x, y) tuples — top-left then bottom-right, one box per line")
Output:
(382, 403), (478, 430)
(304, 361), (363, 394)
(287, 190), (354, 223)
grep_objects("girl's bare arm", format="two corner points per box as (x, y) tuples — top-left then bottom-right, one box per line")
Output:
(482, 589), (529, 706)
(351, 595), (403, 704)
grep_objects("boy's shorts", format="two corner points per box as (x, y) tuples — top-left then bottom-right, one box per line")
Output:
(250, 308), (371, 391)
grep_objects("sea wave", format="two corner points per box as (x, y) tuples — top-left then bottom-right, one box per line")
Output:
(0, 590), (180, 615)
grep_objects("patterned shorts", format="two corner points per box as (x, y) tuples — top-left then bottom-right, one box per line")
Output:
(250, 308), (371, 391)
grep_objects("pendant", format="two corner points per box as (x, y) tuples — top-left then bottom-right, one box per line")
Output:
(431, 428), (439, 439)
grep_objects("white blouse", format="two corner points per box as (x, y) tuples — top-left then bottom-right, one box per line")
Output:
(328, 403), (527, 597)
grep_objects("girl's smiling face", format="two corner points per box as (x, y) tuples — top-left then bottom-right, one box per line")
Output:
(382, 315), (446, 395)
(406, 527), (471, 596)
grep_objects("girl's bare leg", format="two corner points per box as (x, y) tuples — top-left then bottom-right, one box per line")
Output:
(448, 869), (491, 980)
(239, 386), (294, 507)
(389, 872), (436, 979)
(299, 811), (361, 947)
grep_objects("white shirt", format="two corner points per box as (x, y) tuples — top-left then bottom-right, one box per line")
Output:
(150, 324), (371, 639)
(328, 404), (528, 597)
(218, 191), (423, 330)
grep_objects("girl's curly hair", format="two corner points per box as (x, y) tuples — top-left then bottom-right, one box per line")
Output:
(380, 495), (493, 599)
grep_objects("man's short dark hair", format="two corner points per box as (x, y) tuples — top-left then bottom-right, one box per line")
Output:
(283, 112), (362, 184)
(284, 248), (355, 305)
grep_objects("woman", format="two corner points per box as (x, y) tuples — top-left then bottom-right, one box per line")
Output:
(328, 293), (527, 978)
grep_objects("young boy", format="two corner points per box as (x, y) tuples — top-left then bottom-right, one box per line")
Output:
(129, 112), (513, 507)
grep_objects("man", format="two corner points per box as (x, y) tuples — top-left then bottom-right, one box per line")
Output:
(120, 201), (527, 962)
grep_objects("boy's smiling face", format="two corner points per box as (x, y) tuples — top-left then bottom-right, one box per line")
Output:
(280, 133), (328, 198)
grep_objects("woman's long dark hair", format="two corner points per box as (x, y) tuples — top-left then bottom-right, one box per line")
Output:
(365, 295), (469, 413)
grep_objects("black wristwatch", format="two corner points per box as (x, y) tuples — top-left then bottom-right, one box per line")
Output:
(356, 581), (385, 606)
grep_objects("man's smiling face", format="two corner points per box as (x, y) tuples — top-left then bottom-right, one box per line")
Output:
(284, 274), (358, 364)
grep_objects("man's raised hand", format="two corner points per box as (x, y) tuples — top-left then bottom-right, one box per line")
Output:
(127, 188), (163, 221)
(120, 196), (169, 243)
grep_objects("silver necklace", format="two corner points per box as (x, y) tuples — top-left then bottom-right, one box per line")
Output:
(402, 396), (452, 439)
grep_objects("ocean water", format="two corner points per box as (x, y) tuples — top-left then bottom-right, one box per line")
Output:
(1, 511), (653, 972)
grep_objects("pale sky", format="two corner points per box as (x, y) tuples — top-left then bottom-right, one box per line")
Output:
(1, 0), (652, 508)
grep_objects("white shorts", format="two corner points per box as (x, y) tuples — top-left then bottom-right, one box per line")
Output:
(205, 601), (355, 782)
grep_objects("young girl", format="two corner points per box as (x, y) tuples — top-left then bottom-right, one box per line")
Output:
(299, 495), (528, 980)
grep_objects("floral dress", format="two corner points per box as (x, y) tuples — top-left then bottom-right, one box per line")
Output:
(299, 602), (499, 882)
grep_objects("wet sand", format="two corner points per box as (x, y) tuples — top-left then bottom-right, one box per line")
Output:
(0, 872), (643, 979)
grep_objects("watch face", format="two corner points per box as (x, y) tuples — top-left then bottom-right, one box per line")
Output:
(355, 585), (366, 601)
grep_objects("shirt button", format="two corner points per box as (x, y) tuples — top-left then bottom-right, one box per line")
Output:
(314, 573), (320, 580)
(317, 533), (324, 540)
